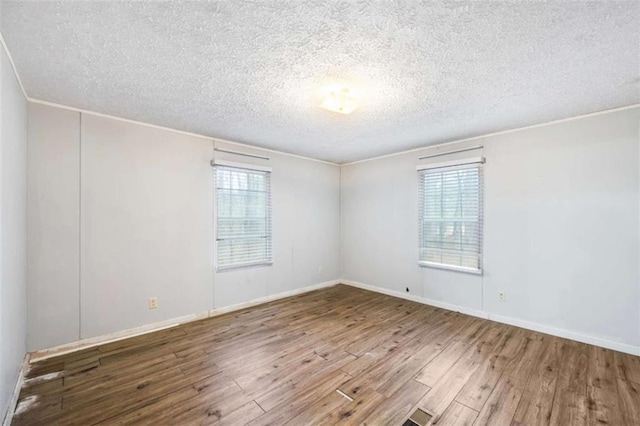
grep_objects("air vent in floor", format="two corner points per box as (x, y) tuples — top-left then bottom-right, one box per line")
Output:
(402, 408), (432, 426)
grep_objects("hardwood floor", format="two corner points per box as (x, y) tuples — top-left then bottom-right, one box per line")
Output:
(11, 284), (640, 425)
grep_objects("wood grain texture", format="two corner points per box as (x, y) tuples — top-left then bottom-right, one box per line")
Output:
(436, 401), (478, 425)
(11, 284), (640, 425)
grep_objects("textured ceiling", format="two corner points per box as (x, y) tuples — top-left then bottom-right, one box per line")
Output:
(1, 1), (639, 163)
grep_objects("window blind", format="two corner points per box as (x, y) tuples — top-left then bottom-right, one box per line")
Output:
(214, 165), (272, 271)
(418, 162), (483, 273)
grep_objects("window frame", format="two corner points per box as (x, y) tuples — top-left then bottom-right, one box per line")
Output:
(417, 158), (484, 275)
(213, 162), (273, 272)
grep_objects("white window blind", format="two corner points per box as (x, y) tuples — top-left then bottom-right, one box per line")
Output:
(214, 165), (272, 271)
(418, 162), (483, 273)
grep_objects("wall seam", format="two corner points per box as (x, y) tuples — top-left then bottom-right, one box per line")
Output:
(78, 112), (82, 340)
(27, 98), (338, 166)
(341, 104), (640, 166)
(25, 101), (29, 351)
(211, 138), (216, 310)
(338, 165), (342, 277)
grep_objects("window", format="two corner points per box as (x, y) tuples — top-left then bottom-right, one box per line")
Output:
(418, 161), (483, 273)
(214, 164), (272, 271)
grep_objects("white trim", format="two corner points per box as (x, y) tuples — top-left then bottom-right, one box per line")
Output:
(340, 280), (640, 356)
(488, 313), (640, 356)
(28, 98), (210, 142)
(416, 157), (485, 171)
(28, 279), (340, 363)
(26, 98), (339, 166)
(5, 30), (637, 168)
(29, 312), (208, 362)
(212, 137), (337, 166)
(26, 101), (640, 169)
(212, 159), (273, 173)
(213, 147), (270, 161)
(13, 60), (637, 169)
(216, 261), (274, 272)
(343, 104), (640, 166)
(418, 261), (482, 275)
(418, 145), (483, 160)
(341, 280), (489, 319)
(2, 354), (29, 426)
(207, 280), (340, 317)
(0, 31), (28, 100)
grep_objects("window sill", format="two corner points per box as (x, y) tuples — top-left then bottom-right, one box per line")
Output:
(418, 261), (482, 276)
(217, 261), (273, 273)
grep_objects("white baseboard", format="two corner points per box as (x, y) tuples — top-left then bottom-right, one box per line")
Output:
(341, 279), (489, 320)
(207, 280), (341, 317)
(29, 279), (340, 363)
(28, 277), (639, 363)
(488, 313), (640, 356)
(2, 353), (29, 426)
(30, 312), (209, 362)
(340, 280), (640, 356)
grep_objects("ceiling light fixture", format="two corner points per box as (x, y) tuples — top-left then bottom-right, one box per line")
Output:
(319, 86), (357, 115)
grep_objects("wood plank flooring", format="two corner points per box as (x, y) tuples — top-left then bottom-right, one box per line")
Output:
(11, 284), (640, 425)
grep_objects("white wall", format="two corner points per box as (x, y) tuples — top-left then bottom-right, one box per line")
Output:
(27, 104), (80, 350)
(483, 112), (639, 350)
(27, 105), (341, 349)
(80, 114), (215, 339)
(341, 107), (640, 353)
(212, 142), (341, 308)
(22, 92), (640, 357)
(0, 44), (27, 418)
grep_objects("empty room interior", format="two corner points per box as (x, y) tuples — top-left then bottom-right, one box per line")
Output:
(1, 1), (640, 425)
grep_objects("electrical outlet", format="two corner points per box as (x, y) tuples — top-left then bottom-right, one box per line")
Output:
(317, 266), (323, 275)
(149, 297), (158, 309)
(498, 291), (505, 302)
